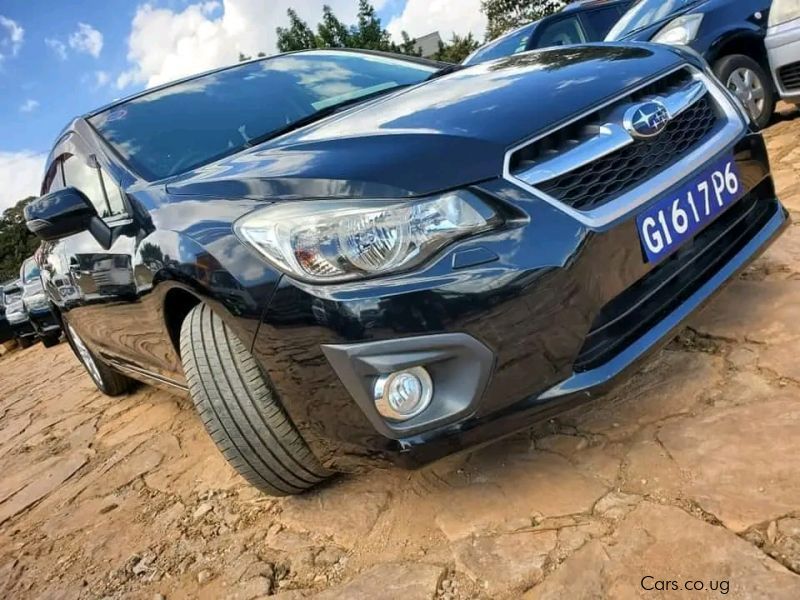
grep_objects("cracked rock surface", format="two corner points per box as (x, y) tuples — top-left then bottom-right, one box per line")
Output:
(3, 107), (800, 598)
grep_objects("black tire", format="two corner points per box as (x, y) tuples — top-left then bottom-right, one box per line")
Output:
(17, 336), (33, 349)
(180, 304), (331, 496)
(63, 321), (134, 396)
(41, 335), (60, 348)
(713, 54), (775, 131)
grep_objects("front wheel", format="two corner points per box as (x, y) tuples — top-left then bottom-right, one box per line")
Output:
(180, 304), (332, 496)
(714, 54), (775, 130)
(16, 336), (33, 349)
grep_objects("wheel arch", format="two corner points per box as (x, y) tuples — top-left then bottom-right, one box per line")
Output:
(708, 31), (772, 82)
(163, 286), (203, 359)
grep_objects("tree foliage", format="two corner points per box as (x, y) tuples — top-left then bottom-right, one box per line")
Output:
(276, 8), (320, 52)
(238, 51), (267, 62)
(317, 5), (352, 48)
(276, 1), (420, 55)
(433, 33), (480, 63)
(0, 197), (39, 282)
(481, 0), (570, 40)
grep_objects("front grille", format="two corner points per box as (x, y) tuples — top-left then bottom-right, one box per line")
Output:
(573, 186), (775, 372)
(507, 67), (728, 215)
(537, 96), (717, 211)
(779, 61), (800, 91)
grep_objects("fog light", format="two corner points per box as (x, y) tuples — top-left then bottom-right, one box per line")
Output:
(373, 367), (433, 422)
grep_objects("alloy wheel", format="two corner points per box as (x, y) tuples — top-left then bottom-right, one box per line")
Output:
(726, 67), (766, 122)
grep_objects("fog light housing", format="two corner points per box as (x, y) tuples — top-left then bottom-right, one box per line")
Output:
(373, 367), (433, 422)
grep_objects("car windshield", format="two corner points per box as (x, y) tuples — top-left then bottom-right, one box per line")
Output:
(22, 260), (40, 284)
(607, 0), (701, 40)
(89, 51), (437, 180)
(463, 23), (537, 65)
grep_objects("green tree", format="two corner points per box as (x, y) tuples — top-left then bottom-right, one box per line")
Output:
(398, 31), (421, 56)
(481, 0), (570, 40)
(0, 197), (40, 282)
(238, 51), (267, 62)
(433, 33), (480, 63)
(275, 1), (420, 55)
(276, 8), (319, 52)
(350, 0), (393, 51)
(317, 5), (353, 48)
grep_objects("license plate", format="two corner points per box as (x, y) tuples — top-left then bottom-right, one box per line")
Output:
(636, 155), (743, 264)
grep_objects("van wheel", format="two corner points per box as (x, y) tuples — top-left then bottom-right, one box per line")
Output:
(17, 337), (32, 349)
(64, 322), (134, 396)
(714, 54), (775, 130)
(180, 304), (332, 496)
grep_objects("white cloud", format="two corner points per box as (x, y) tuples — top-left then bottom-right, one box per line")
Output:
(94, 70), (110, 87)
(117, 0), (389, 90)
(0, 15), (24, 61)
(19, 99), (39, 112)
(387, 0), (486, 43)
(0, 151), (46, 212)
(45, 37), (67, 60)
(69, 22), (103, 58)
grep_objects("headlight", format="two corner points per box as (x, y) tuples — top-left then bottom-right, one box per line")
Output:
(236, 191), (500, 283)
(652, 14), (704, 45)
(770, 0), (800, 27)
(24, 293), (50, 312)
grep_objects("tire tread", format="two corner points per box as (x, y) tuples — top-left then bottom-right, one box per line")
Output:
(180, 304), (329, 496)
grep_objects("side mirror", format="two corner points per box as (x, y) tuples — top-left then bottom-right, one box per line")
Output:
(25, 187), (113, 249)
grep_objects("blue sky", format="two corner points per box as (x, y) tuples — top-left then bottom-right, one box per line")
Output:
(0, 0), (486, 210)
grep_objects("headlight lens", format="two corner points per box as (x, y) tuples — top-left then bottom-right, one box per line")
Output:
(652, 14), (704, 45)
(236, 191), (500, 283)
(770, 0), (800, 27)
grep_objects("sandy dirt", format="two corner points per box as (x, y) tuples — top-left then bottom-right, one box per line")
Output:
(4, 107), (800, 599)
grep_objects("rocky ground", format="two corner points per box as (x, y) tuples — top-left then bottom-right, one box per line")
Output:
(4, 107), (800, 599)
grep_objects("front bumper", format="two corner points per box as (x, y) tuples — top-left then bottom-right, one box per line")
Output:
(9, 318), (36, 339)
(251, 132), (786, 471)
(0, 317), (13, 343)
(766, 20), (800, 103)
(28, 307), (61, 337)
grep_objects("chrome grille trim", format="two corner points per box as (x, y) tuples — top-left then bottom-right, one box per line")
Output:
(503, 65), (748, 228)
(516, 76), (707, 186)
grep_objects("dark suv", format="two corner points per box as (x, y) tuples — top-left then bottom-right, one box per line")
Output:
(25, 47), (786, 495)
(463, 0), (634, 65)
(607, 0), (776, 129)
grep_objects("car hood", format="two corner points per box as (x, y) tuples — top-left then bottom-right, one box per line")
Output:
(166, 44), (684, 199)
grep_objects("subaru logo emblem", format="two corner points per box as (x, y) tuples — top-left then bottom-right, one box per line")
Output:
(624, 101), (670, 139)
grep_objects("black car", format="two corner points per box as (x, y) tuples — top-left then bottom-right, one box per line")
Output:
(607, 0), (776, 129)
(463, 0), (634, 65)
(25, 47), (786, 495)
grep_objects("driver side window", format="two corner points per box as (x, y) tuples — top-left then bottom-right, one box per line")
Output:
(62, 153), (125, 219)
(537, 17), (587, 48)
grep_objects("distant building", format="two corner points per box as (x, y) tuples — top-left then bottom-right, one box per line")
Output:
(414, 32), (442, 58)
